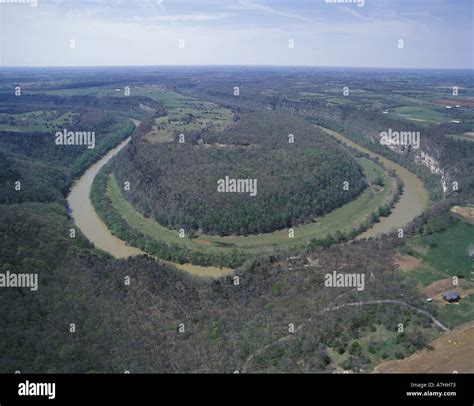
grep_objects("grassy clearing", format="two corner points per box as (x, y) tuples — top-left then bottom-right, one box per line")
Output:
(165, 260), (233, 278)
(421, 222), (473, 280)
(436, 295), (474, 328)
(0, 110), (77, 132)
(296, 91), (324, 98)
(328, 323), (439, 372)
(35, 84), (197, 108)
(31, 86), (110, 97)
(145, 103), (233, 144)
(374, 321), (474, 373)
(447, 132), (474, 142)
(106, 157), (396, 255)
(357, 323), (438, 364)
(393, 106), (448, 123)
(28, 83), (234, 139)
(402, 221), (474, 327)
(327, 97), (351, 105)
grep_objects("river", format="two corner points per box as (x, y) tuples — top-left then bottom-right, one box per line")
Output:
(67, 131), (232, 278)
(317, 126), (429, 238)
(67, 137), (143, 258)
(67, 123), (429, 277)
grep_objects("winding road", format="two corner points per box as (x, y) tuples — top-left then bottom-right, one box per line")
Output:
(241, 299), (449, 373)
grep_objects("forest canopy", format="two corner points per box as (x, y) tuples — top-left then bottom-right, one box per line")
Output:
(114, 110), (367, 236)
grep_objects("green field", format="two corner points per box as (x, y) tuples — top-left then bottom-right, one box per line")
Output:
(436, 295), (474, 328)
(327, 97), (351, 105)
(105, 156), (396, 255)
(447, 132), (474, 142)
(328, 322), (440, 371)
(145, 103), (233, 144)
(0, 110), (77, 132)
(33, 84), (235, 142)
(34, 84), (197, 108)
(408, 221), (474, 284)
(402, 220), (474, 327)
(393, 106), (448, 124)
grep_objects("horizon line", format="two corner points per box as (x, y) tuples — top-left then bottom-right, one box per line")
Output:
(1, 64), (473, 71)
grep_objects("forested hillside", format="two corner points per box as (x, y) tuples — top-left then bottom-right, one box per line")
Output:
(177, 68), (474, 204)
(114, 110), (367, 235)
(0, 200), (438, 373)
(0, 85), (171, 203)
(0, 67), (472, 374)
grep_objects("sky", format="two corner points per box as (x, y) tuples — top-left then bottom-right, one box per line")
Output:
(0, 0), (472, 69)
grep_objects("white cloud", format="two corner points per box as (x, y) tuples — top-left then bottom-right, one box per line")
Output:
(0, 0), (471, 68)
(228, 0), (318, 24)
(131, 13), (233, 23)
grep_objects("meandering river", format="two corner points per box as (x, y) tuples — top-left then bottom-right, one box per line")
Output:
(67, 124), (429, 277)
(317, 126), (429, 239)
(67, 137), (143, 258)
(67, 131), (232, 278)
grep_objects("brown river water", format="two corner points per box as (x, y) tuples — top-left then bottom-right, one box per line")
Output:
(67, 126), (429, 277)
(317, 126), (429, 239)
(67, 135), (232, 278)
(67, 137), (143, 258)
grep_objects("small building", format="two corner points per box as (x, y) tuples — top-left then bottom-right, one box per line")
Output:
(442, 290), (461, 303)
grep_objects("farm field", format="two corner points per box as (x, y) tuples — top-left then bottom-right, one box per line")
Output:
(393, 105), (448, 123)
(0, 110), (77, 133)
(375, 321), (474, 373)
(145, 103), (233, 144)
(33, 84), (194, 106)
(397, 220), (474, 328)
(329, 322), (440, 373)
(447, 132), (474, 142)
